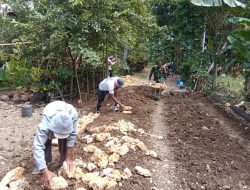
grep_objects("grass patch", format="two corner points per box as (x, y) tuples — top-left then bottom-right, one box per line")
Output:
(216, 75), (244, 98)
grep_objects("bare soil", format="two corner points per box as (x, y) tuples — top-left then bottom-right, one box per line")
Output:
(0, 76), (249, 190)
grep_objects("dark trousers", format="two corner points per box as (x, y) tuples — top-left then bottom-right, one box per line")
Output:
(97, 90), (109, 110)
(108, 70), (113, 77)
(44, 139), (67, 166)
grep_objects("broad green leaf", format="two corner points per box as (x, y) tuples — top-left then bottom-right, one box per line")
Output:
(191, 0), (245, 8)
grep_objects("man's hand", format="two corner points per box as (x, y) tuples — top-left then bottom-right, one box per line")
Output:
(148, 80), (152, 86)
(65, 159), (74, 173)
(42, 168), (57, 188)
(65, 147), (75, 173)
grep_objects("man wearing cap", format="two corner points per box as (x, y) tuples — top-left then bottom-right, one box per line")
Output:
(32, 101), (78, 188)
(97, 77), (125, 113)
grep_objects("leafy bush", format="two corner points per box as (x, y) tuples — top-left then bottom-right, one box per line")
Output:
(5, 60), (32, 87)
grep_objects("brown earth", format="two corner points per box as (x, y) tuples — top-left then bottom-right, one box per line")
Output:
(0, 76), (250, 190)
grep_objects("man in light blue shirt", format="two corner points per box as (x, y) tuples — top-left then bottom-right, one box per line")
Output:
(32, 101), (78, 188)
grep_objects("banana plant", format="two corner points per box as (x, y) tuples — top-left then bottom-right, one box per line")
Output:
(191, 0), (245, 8)
(227, 17), (250, 100)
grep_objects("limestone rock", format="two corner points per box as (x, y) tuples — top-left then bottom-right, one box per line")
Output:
(8, 178), (29, 190)
(84, 145), (100, 153)
(88, 177), (109, 190)
(123, 111), (132, 114)
(108, 144), (129, 156)
(104, 125), (116, 132)
(121, 168), (132, 180)
(76, 188), (87, 190)
(74, 167), (85, 180)
(0, 184), (8, 190)
(105, 140), (116, 147)
(146, 150), (158, 158)
(106, 179), (117, 190)
(87, 163), (97, 172)
(108, 170), (122, 182)
(0, 167), (25, 186)
(115, 120), (136, 135)
(0, 95), (9, 101)
(100, 168), (113, 177)
(135, 166), (151, 177)
(119, 145), (129, 156)
(77, 113), (99, 133)
(82, 172), (100, 183)
(138, 128), (145, 135)
(82, 135), (94, 144)
(49, 176), (68, 190)
(108, 153), (120, 163)
(74, 158), (87, 168)
(58, 161), (75, 179)
(91, 152), (109, 169)
(136, 141), (148, 152)
(96, 133), (111, 142)
(123, 106), (132, 111)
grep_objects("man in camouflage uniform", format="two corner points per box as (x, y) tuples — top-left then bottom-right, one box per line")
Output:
(149, 60), (166, 100)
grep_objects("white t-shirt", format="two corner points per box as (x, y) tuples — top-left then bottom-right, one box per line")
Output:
(107, 57), (115, 70)
(99, 77), (119, 94)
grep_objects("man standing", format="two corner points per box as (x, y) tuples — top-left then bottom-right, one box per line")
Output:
(97, 77), (125, 113)
(149, 60), (166, 100)
(32, 101), (78, 188)
(107, 55), (116, 77)
(149, 60), (165, 83)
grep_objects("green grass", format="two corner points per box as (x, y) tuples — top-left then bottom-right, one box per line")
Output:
(216, 75), (244, 98)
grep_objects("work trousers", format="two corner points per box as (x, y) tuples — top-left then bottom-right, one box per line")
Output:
(44, 139), (67, 165)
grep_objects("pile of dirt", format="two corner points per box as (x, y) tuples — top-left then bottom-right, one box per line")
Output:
(162, 92), (250, 190)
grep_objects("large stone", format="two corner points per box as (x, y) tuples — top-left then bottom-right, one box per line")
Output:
(76, 188), (86, 190)
(82, 172), (100, 183)
(0, 167), (25, 186)
(58, 162), (75, 179)
(84, 145), (100, 153)
(96, 133), (111, 142)
(119, 145), (129, 156)
(108, 144), (129, 156)
(91, 152), (108, 169)
(88, 177), (110, 190)
(136, 141), (148, 152)
(49, 176), (68, 190)
(121, 168), (132, 180)
(135, 166), (151, 177)
(77, 113), (99, 133)
(108, 153), (120, 163)
(74, 158), (87, 168)
(106, 179), (117, 190)
(123, 106), (132, 111)
(146, 150), (158, 158)
(87, 163), (97, 172)
(100, 168), (113, 177)
(108, 170), (122, 182)
(0, 95), (9, 101)
(74, 167), (85, 180)
(0, 184), (8, 190)
(8, 178), (29, 190)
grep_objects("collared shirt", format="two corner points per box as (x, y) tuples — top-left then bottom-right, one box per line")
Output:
(32, 101), (78, 170)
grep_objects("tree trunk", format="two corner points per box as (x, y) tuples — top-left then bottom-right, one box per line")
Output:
(70, 77), (74, 101)
(244, 70), (250, 101)
(92, 68), (96, 97)
(212, 60), (217, 91)
(86, 64), (90, 99)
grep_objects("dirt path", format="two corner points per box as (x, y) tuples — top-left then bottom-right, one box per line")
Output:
(148, 100), (178, 190)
